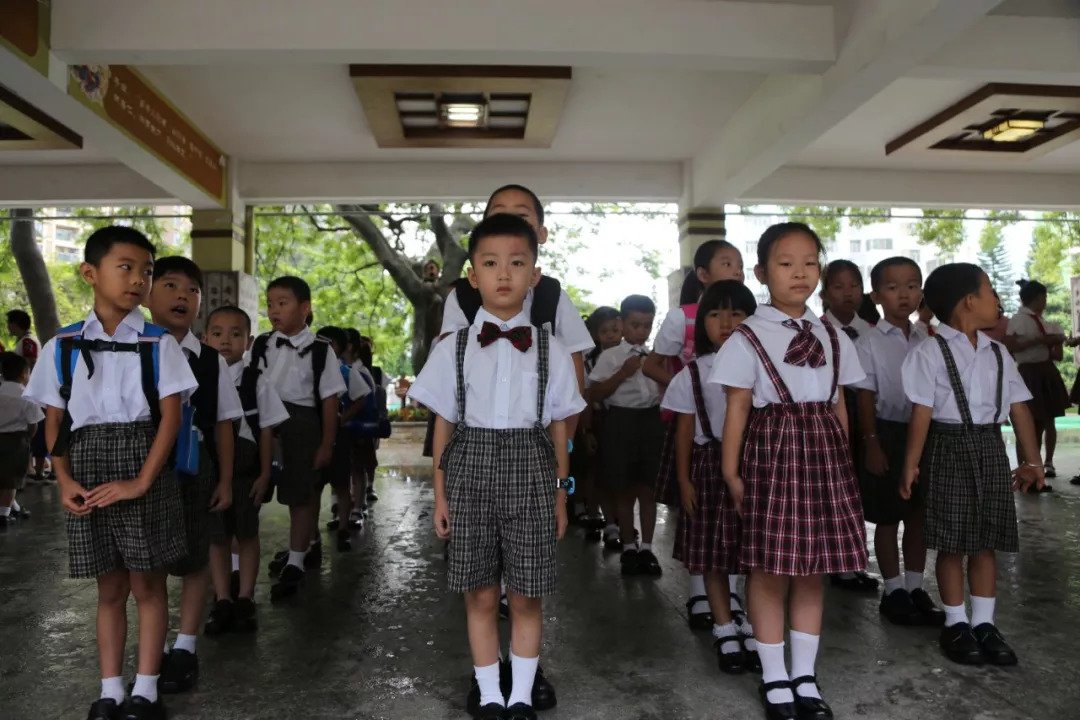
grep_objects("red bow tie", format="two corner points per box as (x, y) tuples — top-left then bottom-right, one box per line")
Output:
(477, 322), (532, 352)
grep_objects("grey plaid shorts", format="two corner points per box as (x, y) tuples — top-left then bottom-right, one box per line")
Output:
(209, 436), (262, 543)
(67, 421), (185, 579)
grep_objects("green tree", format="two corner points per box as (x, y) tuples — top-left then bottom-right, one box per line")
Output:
(779, 206), (891, 251)
(977, 210), (1020, 313)
(1026, 213), (1075, 386)
(912, 209), (967, 257)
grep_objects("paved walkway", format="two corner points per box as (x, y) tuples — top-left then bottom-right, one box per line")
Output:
(1, 438), (1077, 719)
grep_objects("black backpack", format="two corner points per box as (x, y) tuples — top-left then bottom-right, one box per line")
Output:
(451, 275), (561, 333)
(187, 342), (221, 463)
(249, 332), (330, 426)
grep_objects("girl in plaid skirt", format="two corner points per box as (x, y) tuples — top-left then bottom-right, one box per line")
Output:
(712, 223), (867, 720)
(644, 239), (747, 630)
(662, 280), (759, 675)
(901, 263), (1043, 668)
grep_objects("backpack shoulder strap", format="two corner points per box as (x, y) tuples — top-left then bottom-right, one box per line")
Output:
(137, 323), (166, 428)
(51, 322), (85, 457)
(238, 363), (262, 442)
(451, 277), (482, 326)
(190, 343), (220, 434)
(250, 332), (272, 370)
(532, 275), (561, 335)
(310, 337), (329, 412)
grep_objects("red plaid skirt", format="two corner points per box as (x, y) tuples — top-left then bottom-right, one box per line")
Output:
(673, 441), (743, 574)
(653, 420), (678, 506)
(739, 402), (867, 576)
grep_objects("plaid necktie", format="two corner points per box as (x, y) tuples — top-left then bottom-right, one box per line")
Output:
(841, 325), (858, 340)
(782, 319), (827, 368)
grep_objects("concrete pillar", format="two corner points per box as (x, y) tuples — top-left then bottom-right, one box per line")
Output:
(669, 207), (726, 308)
(190, 205), (259, 333)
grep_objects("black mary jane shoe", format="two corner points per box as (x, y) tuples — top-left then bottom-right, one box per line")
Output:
(87, 698), (122, 720)
(829, 571), (879, 592)
(686, 595), (714, 630)
(233, 597), (258, 633)
(472, 702), (505, 720)
(972, 623), (1018, 666)
(759, 680), (798, 720)
(501, 702), (538, 720)
(532, 665), (557, 711)
(714, 635), (747, 675)
(159, 648), (198, 694)
(939, 622), (985, 666)
(741, 637), (762, 673)
(603, 534), (623, 552)
(620, 548), (640, 576)
(790, 675), (833, 719)
(121, 695), (165, 720)
(879, 588), (920, 626)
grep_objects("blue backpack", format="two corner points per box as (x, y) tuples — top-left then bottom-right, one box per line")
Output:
(346, 366), (391, 439)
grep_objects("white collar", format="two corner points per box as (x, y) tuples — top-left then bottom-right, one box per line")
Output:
(271, 327), (314, 349)
(83, 308), (146, 339)
(758, 304), (822, 326)
(936, 322), (992, 350)
(179, 331), (202, 356)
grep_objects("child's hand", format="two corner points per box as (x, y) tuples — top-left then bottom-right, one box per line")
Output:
(59, 478), (92, 516)
(1012, 464), (1045, 493)
(899, 465), (918, 500)
(864, 438), (889, 476)
(250, 474), (270, 509)
(313, 443), (333, 470)
(209, 481), (232, 512)
(678, 480), (697, 516)
(433, 498), (451, 539)
(620, 355), (642, 377)
(555, 493), (568, 540)
(85, 478), (148, 508)
(724, 475), (745, 516)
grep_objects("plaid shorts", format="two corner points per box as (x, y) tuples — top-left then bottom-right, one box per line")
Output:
(277, 403), (321, 507)
(67, 422), (186, 579)
(170, 443), (216, 577)
(209, 437), (261, 543)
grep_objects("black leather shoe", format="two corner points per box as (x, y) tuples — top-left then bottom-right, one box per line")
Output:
(829, 571), (879, 592)
(939, 623), (984, 665)
(11, 506), (29, 519)
(909, 588), (945, 626)
(304, 542), (323, 568)
(160, 647), (198, 694)
(473, 703), (504, 720)
(121, 696), (164, 720)
(87, 698), (122, 720)
(759, 681), (798, 720)
(268, 548), (288, 577)
(532, 665), (556, 711)
(620, 548), (639, 576)
(685, 595), (714, 630)
(636, 549), (662, 576)
(270, 564), (304, 601)
(790, 675), (833, 719)
(879, 588), (920, 626)
(972, 623), (1018, 666)
(233, 597), (257, 632)
(501, 702), (537, 720)
(714, 635), (747, 675)
(741, 637), (762, 673)
(603, 534), (622, 552)
(204, 598), (234, 636)
(367, 488), (379, 503)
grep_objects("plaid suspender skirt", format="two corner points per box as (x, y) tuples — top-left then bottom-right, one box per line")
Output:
(735, 323), (867, 576)
(921, 337), (1018, 555)
(440, 327), (559, 597)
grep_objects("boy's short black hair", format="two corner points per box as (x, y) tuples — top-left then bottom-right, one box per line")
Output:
(356, 340), (374, 370)
(152, 255), (203, 289)
(84, 226), (157, 267)
(823, 259), (863, 287)
(0, 351), (28, 381)
(923, 262), (985, 325)
(5, 309), (31, 331)
(694, 280), (757, 356)
(316, 326), (348, 355)
(206, 304), (251, 334)
(468, 213), (539, 262)
(620, 294), (655, 318)
(267, 275), (312, 303)
(869, 256), (922, 292)
(484, 184), (544, 225)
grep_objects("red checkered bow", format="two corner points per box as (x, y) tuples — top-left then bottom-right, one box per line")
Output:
(782, 319), (827, 368)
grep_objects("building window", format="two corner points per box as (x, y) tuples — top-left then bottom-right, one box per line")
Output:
(866, 238), (893, 250)
(55, 226), (77, 244)
(909, 249), (921, 263)
(850, 240), (861, 253)
(746, 240), (757, 255)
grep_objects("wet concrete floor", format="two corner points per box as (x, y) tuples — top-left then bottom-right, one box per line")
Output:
(2, 438), (1078, 719)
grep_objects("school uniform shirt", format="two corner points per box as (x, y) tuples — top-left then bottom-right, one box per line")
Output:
(13, 332), (40, 364)
(659, 354), (725, 444)
(1007, 306), (1057, 365)
(348, 363), (375, 402)
(0, 380), (44, 433)
(852, 320), (927, 423)
(408, 308), (585, 428)
(654, 306), (693, 357)
(824, 310), (873, 341)
(710, 305), (865, 407)
(22, 309), (197, 430)
(262, 327), (348, 406)
(588, 340), (660, 409)
(226, 361), (290, 445)
(901, 324), (1031, 424)
(440, 285), (595, 355)
(179, 332), (243, 425)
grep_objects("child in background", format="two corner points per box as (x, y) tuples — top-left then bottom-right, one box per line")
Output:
(854, 258), (944, 627)
(714, 222), (867, 720)
(663, 281), (760, 675)
(7, 309), (45, 485)
(901, 263), (1043, 667)
(0, 352), (43, 528)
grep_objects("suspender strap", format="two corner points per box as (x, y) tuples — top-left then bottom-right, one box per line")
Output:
(454, 328), (469, 423)
(933, 334), (982, 426)
(821, 319), (842, 403)
(535, 327), (549, 425)
(687, 360), (715, 441)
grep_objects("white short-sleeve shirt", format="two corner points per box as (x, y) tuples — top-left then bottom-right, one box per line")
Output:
(261, 328), (348, 406)
(654, 305), (694, 359)
(588, 340), (660, 409)
(824, 310), (873, 342)
(0, 380), (44, 432)
(441, 285), (594, 355)
(348, 363), (375, 402)
(852, 320), (927, 423)
(660, 353), (725, 444)
(901, 323), (1031, 424)
(179, 332), (243, 424)
(1006, 306), (1055, 365)
(227, 360), (290, 445)
(409, 308), (585, 429)
(709, 305), (865, 407)
(22, 309), (198, 430)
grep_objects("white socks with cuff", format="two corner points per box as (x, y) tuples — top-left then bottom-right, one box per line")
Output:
(508, 651), (539, 707)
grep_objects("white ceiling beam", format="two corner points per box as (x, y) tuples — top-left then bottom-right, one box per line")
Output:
(0, 164), (175, 207)
(50, 0), (836, 73)
(238, 161), (683, 204)
(742, 166), (1080, 211)
(690, 0), (1006, 206)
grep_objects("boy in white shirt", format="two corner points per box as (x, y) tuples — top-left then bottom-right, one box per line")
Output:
(409, 213), (583, 720)
(7, 309), (46, 483)
(588, 294), (665, 577)
(0, 352), (43, 527)
(23, 226), (198, 720)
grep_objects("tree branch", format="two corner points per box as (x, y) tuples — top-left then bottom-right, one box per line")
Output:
(335, 203), (426, 301)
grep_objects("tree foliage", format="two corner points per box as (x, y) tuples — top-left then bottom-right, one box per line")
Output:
(779, 206), (891, 250)
(977, 210), (1020, 314)
(911, 209), (966, 257)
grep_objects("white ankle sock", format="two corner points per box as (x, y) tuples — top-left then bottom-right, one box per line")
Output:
(729, 574), (741, 595)
(10, 500), (20, 512)
(757, 641), (793, 704)
(905, 570), (923, 591)
(162, 641), (170, 654)
(507, 651), (539, 707)
(943, 603), (968, 627)
(132, 674), (158, 703)
(231, 553), (240, 572)
(712, 622), (740, 654)
(970, 595), (995, 627)
(100, 676), (125, 703)
(840, 572), (856, 580)
(883, 575), (904, 595)
(173, 633), (196, 654)
(639, 542), (652, 552)
(789, 630), (822, 700)
(0, 506), (10, 517)
(623, 543), (637, 553)
(474, 662), (504, 707)
(738, 618), (758, 651)
(688, 574), (709, 614)
(287, 550), (306, 569)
